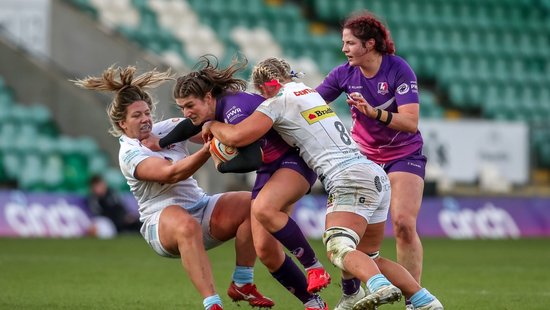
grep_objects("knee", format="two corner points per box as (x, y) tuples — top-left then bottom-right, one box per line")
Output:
(251, 202), (275, 225)
(392, 216), (417, 242)
(322, 226), (360, 269)
(174, 217), (201, 241)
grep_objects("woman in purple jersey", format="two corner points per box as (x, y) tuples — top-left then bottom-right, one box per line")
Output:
(151, 56), (329, 310)
(316, 11), (427, 309)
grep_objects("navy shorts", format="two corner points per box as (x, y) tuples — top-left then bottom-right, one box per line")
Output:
(252, 151), (317, 199)
(381, 148), (427, 179)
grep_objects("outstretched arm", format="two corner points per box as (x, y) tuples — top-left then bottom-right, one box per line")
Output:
(141, 118), (203, 150)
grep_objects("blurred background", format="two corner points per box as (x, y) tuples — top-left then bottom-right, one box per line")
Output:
(1, 0), (549, 239)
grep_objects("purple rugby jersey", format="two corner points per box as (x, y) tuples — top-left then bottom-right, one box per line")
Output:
(316, 54), (423, 163)
(214, 92), (289, 163)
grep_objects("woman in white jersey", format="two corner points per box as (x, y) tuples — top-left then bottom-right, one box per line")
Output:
(201, 58), (443, 310)
(73, 66), (273, 310)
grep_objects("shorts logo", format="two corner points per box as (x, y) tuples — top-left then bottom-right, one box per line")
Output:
(374, 176), (382, 192)
(377, 82), (389, 95)
(301, 105), (336, 124)
(396, 83), (410, 95)
(359, 197), (366, 204)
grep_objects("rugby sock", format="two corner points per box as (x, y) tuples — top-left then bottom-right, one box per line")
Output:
(410, 288), (436, 308)
(271, 254), (311, 303)
(272, 218), (319, 269)
(366, 274), (391, 293)
(342, 277), (361, 295)
(232, 266), (254, 286)
(203, 294), (222, 310)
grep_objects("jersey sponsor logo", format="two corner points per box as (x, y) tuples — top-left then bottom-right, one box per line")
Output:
(377, 82), (389, 95)
(293, 88), (317, 96)
(225, 106), (244, 123)
(301, 105), (336, 124)
(396, 83), (410, 95)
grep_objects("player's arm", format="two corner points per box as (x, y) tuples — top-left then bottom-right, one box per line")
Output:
(141, 119), (203, 150)
(216, 141), (263, 173)
(159, 118), (203, 147)
(348, 93), (419, 133)
(134, 142), (211, 183)
(205, 111), (273, 147)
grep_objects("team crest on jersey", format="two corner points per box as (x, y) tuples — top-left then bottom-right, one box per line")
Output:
(377, 82), (389, 95)
(300, 105), (336, 124)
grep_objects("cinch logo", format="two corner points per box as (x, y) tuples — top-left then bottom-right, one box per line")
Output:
(301, 106), (336, 124)
(293, 88), (317, 96)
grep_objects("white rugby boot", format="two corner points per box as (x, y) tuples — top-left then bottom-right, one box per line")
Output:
(334, 286), (367, 310)
(352, 284), (402, 310)
(415, 298), (444, 310)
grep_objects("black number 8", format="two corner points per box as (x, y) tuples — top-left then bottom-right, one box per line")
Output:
(334, 121), (351, 145)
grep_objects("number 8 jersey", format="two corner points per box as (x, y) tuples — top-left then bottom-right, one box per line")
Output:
(256, 81), (372, 192)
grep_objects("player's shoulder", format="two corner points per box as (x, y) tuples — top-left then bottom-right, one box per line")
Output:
(152, 118), (184, 136)
(384, 54), (414, 72)
(225, 91), (264, 103)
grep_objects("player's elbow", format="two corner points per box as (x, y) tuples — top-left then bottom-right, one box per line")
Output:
(223, 135), (241, 147)
(402, 124), (418, 134)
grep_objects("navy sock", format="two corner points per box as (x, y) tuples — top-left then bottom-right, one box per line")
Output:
(272, 218), (318, 268)
(271, 255), (312, 303)
(342, 277), (361, 295)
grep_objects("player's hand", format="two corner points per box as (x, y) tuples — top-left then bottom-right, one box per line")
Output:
(201, 121), (214, 142)
(208, 141), (222, 167)
(199, 140), (212, 156)
(141, 134), (161, 151)
(347, 92), (376, 119)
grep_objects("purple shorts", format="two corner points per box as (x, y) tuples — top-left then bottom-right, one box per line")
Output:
(380, 147), (427, 179)
(252, 151), (317, 199)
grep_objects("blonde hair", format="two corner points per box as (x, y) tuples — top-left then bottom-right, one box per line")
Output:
(251, 57), (292, 91)
(72, 66), (172, 136)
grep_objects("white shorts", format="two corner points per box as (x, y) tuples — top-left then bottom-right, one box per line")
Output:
(140, 194), (224, 258)
(326, 163), (391, 224)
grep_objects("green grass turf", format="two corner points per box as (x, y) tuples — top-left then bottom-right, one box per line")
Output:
(1, 236), (549, 309)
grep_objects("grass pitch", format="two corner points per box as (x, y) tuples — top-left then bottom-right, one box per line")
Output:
(1, 236), (549, 309)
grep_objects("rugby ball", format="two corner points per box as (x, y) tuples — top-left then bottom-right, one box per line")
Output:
(210, 137), (238, 162)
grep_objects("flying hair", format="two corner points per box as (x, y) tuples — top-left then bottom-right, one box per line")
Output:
(71, 65), (173, 137)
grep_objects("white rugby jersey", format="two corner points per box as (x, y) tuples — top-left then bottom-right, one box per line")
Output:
(118, 118), (206, 222)
(256, 82), (372, 191)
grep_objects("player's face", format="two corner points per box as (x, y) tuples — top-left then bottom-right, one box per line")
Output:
(175, 94), (215, 125)
(119, 100), (152, 140)
(342, 28), (369, 66)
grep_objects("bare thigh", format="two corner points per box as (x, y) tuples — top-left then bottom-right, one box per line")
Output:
(209, 191), (252, 242)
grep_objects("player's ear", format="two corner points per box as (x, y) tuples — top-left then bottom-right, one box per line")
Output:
(204, 91), (213, 102)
